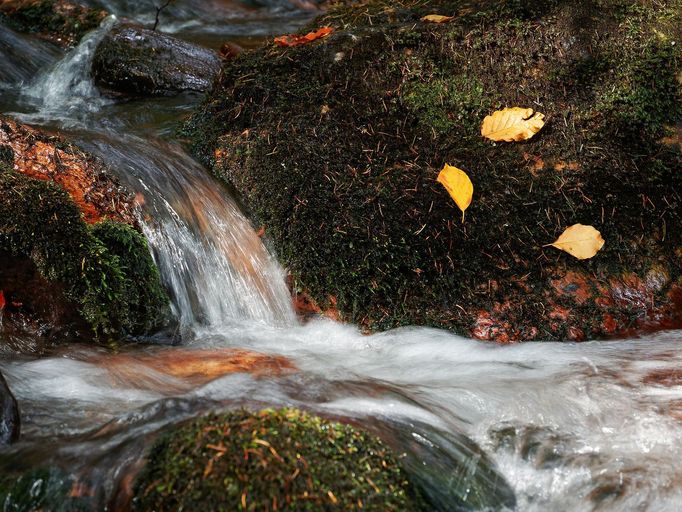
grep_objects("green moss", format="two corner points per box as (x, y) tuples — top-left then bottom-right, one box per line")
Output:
(0, 145), (13, 166)
(186, 0), (682, 339)
(91, 221), (170, 334)
(0, 0), (106, 47)
(0, 467), (92, 512)
(134, 408), (426, 511)
(403, 75), (489, 136)
(0, 168), (168, 338)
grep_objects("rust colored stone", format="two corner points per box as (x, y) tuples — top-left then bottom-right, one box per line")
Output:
(92, 348), (297, 391)
(0, 117), (136, 226)
(551, 271), (593, 305)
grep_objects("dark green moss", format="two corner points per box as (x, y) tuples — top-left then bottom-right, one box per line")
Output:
(134, 408), (425, 511)
(0, 467), (93, 512)
(0, 0), (107, 47)
(185, 0), (681, 339)
(0, 169), (168, 338)
(0, 145), (13, 166)
(91, 221), (170, 334)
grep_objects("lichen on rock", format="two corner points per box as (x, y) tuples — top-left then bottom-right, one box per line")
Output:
(186, 0), (682, 341)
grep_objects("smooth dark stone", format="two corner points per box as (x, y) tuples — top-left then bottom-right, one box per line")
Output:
(92, 24), (221, 96)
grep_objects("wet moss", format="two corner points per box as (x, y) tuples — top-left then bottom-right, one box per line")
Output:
(186, 0), (681, 339)
(0, 467), (92, 512)
(0, 0), (107, 47)
(134, 408), (426, 511)
(0, 168), (169, 339)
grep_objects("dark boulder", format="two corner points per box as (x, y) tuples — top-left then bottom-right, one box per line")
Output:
(0, 371), (19, 444)
(92, 23), (221, 97)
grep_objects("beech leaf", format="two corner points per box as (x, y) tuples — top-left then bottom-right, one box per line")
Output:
(481, 107), (545, 142)
(547, 224), (605, 260)
(274, 27), (333, 47)
(421, 14), (454, 23)
(437, 164), (473, 223)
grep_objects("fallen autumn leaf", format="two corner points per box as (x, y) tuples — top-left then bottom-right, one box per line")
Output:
(481, 107), (545, 142)
(274, 27), (333, 47)
(547, 224), (605, 260)
(437, 163), (473, 223)
(421, 14), (454, 23)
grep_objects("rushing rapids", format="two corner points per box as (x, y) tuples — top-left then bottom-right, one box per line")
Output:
(0, 2), (681, 510)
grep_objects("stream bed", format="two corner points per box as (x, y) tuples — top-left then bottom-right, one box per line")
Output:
(1, 2), (682, 510)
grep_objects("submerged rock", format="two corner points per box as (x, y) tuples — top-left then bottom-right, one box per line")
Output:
(0, 117), (170, 344)
(133, 408), (427, 511)
(186, 0), (682, 341)
(0, 0), (107, 48)
(92, 23), (221, 96)
(0, 371), (19, 444)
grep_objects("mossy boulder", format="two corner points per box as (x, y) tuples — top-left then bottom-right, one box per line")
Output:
(133, 408), (427, 511)
(92, 23), (221, 96)
(0, 0), (107, 48)
(0, 119), (169, 342)
(186, 0), (682, 341)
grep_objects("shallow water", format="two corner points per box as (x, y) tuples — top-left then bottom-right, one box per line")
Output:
(1, 6), (682, 511)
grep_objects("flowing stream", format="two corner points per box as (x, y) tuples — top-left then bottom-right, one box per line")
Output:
(1, 4), (682, 511)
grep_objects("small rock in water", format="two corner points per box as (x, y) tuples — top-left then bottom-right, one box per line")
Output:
(0, 371), (19, 444)
(92, 23), (221, 96)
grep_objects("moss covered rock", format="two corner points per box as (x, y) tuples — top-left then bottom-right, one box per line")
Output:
(186, 0), (682, 341)
(133, 408), (426, 511)
(0, 119), (169, 342)
(0, 0), (107, 48)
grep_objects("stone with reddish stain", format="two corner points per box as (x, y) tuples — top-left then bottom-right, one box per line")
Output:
(0, 117), (136, 226)
(551, 271), (594, 305)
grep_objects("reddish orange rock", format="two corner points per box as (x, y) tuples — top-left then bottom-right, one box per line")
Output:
(0, 117), (136, 226)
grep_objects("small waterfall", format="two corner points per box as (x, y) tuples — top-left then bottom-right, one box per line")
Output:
(4, 14), (296, 331)
(81, 135), (297, 331)
(15, 16), (116, 127)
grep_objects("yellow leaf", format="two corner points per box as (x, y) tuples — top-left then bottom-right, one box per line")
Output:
(437, 164), (473, 223)
(547, 224), (605, 260)
(481, 107), (545, 142)
(421, 14), (454, 23)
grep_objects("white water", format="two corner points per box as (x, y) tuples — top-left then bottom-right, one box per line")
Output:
(1, 11), (682, 512)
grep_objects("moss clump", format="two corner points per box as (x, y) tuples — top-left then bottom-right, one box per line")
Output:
(186, 0), (681, 340)
(91, 221), (169, 334)
(0, 0), (107, 47)
(134, 408), (425, 511)
(0, 467), (92, 512)
(0, 168), (169, 338)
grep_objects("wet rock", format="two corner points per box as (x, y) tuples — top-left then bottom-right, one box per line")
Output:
(186, 0), (682, 341)
(0, 0), (107, 48)
(132, 408), (427, 511)
(0, 371), (19, 444)
(0, 117), (170, 344)
(92, 23), (221, 97)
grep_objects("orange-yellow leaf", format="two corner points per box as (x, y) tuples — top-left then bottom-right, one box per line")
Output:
(437, 164), (473, 223)
(481, 107), (545, 142)
(547, 224), (604, 260)
(421, 14), (454, 23)
(274, 27), (333, 47)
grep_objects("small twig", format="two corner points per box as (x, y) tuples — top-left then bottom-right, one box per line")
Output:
(153, 0), (173, 31)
